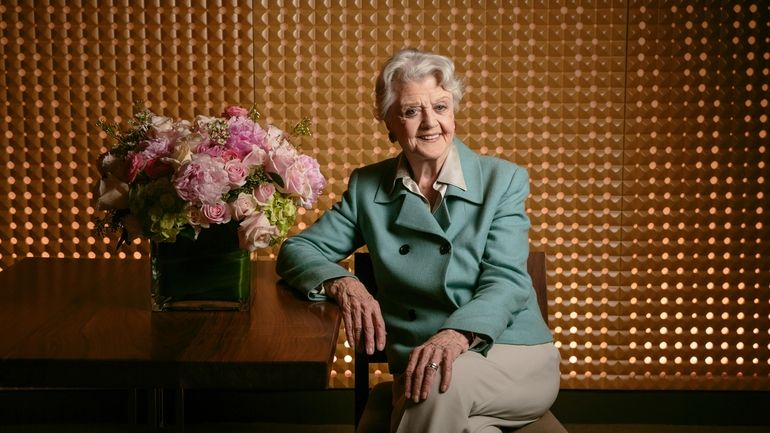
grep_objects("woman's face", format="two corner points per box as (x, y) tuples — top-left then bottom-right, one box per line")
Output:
(386, 76), (455, 166)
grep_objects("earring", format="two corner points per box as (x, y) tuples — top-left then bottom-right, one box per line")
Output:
(388, 131), (397, 143)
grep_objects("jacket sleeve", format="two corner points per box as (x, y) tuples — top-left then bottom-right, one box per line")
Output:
(276, 169), (365, 300)
(440, 165), (533, 355)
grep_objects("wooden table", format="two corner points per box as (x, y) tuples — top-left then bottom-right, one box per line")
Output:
(0, 258), (340, 391)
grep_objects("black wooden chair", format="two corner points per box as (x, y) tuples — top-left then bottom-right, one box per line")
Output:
(353, 251), (567, 433)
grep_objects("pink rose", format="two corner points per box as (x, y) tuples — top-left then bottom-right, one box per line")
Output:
(253, 183), (275, 205)
(224, 159), (248, 187)
(144, 158), (175, 179)
(126, 152), (146, 183)
(230, 192), (258, 220)
(223, 105), (249, 118)
(242, 145), (267, 168)
(238, 212), (279, 251)
(221, 149), (239, 161)
(201, 201), (232, 225)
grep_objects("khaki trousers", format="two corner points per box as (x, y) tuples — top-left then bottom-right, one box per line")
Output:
(391, 343), (561, 433)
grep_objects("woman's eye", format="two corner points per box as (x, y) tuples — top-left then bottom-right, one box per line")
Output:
(403, 108), (418, 117)
(434, 104), (448, 112)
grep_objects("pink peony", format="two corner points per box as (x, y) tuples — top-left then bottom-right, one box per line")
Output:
(253, 183), (275, 205)
(141, 135), (176, 160)
(265, 141), (298, 177)
(230, 192), (258, 220)
(238, 212), (279, 251)
(282, 154), (326, 208)
(226, 116), (267, 158)
(195, 138), (225, 158)
(265, 125), (290, 151)
(173, 154), (230, 205)
(222, 105), (249, 118)
(201, 201), (232, 225)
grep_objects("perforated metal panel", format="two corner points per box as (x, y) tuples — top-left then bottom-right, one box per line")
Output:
(0, 1), (768, 390)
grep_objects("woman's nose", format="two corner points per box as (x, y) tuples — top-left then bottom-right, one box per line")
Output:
(420, 109), (437, 128)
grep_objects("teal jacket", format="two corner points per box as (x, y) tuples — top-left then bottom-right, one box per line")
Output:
(276, 138), (553, 373)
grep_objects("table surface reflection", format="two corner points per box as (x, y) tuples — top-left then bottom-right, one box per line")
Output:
(0, 258), (340, 390)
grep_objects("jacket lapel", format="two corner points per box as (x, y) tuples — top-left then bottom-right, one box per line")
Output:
(434, 199), (451, 232)
(374, 160), (445, 238)
(443, 140), (485, 239)
(393, 193), (445, 237)
(372, 139), (484, 239)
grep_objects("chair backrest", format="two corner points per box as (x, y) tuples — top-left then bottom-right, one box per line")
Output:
(352, 251), (548, 426)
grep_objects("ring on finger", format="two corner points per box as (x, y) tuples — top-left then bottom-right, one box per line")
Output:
(426, 362), (440, 371)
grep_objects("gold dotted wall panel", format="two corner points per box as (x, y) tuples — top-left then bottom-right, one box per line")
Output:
(622, 1), (769, 389)
(0, 0), (256, 263)
(1, 1), (768, 390)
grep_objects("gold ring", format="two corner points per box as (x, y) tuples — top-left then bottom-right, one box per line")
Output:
(426, 362), (440, 371)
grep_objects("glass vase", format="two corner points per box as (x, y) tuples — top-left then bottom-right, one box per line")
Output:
(150, 222), (251, 311)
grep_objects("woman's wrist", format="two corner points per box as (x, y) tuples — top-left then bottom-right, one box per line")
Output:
(323, 277), (346, 299)
(458, 330), (475, 345)
(325, 276), (369, 302)
(440, 329), (473, 350)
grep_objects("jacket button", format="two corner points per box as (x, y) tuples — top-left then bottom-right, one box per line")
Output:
(399, 244), (411, 255)
(439, 242), (451, 255)
(407, 309), (417, 321)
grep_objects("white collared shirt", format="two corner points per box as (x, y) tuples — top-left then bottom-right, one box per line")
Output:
(394, 143), (467, 213)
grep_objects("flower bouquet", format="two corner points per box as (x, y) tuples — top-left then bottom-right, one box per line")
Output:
(94, 104), (325, 311)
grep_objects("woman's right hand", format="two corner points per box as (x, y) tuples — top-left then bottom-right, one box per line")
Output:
(325, 277), (386, 355)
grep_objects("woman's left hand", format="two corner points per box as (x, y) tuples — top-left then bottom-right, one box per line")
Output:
(403, 329), (470, 403)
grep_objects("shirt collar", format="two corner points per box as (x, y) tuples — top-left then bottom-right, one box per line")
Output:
(393, 143), (467, 192)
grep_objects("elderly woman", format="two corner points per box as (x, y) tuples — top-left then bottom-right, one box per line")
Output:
(277, 49), (560, 433)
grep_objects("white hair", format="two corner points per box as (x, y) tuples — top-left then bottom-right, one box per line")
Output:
(374, 48), (464, 121)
